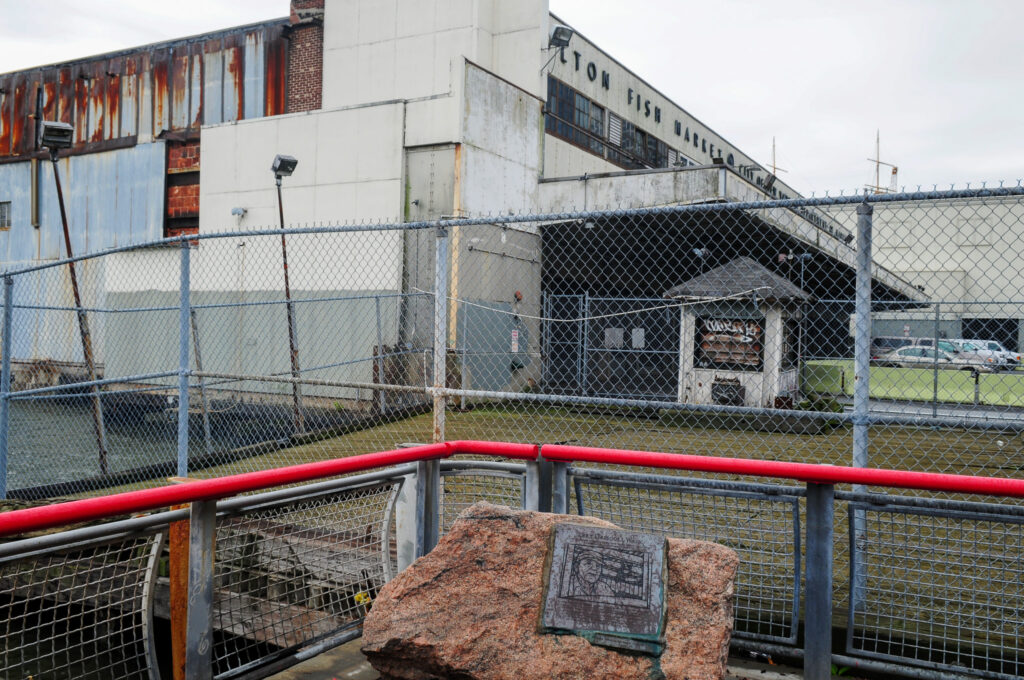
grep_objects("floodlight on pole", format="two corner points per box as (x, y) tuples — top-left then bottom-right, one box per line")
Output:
(272, 154), (298, 180)
(273, 154), (304, 435)
(40, 120), (109, 474)
(40, 121), (74, 156)
(541, 25), (575, 72)
(548, 25), (574, 48)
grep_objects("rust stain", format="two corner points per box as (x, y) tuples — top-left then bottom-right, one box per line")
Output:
(191, 51), (204, 128)
(89, 64), (105, 143)
(265, 34), (287, 117)
(225, 45), (244, 121)
(42, 81), (57, 121)
(73, 73), (88, 147)
(153, 57), (169, 132)
(0, 82), (10, 156)
(106, 69), (121, 139)
(0, 22), (284, 159)
(171, 53), (188, 129)
(11, 80), (26, 156)
(58, 68), (73, 125)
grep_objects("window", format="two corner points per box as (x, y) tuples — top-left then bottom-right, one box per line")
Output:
(0, 201), (10, 230)
(546, 77), (606, 156)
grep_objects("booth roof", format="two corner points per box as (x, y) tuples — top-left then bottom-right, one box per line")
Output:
(663, 256), (812, 302)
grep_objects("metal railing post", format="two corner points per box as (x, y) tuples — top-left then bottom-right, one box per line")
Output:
(0, 275), (13, 500)
(432, 226), (449, 443)
(415, 459), (440, 556)
(185, 500), (216, 680)
(177, 240), (191, 478)
(551, 462), (569, 514)
(851, 199), (872, 610)
(524, 460), (541, 511)
(804, 482), (834, 680)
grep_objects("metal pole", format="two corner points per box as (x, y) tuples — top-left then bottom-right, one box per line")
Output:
(375, 296), (386, 415)
(415, 459), (440, 556)
(184, 500), (216, 680)
(432, 226), (449, 444)
(177, 241), (191, 478)
(50, 152), (108, 475)
(582, 292), (590, 396)
(804, 482), (835, 680)
(551, 461), (569, 514)
(524, 460), (541, 511)
(277, 178), (304, 435)
(0, 275), (13, 500)
(852, 200), (872, 612)
(932, 303), (940, 418)
(190, 309), (212, 458)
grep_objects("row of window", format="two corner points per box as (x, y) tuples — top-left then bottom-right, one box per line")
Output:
(545, 76), (690, 171)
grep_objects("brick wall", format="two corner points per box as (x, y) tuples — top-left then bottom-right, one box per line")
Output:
(286, 0), (324, 113)
(166, 139), (200, 237)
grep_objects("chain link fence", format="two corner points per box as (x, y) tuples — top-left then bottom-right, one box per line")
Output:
(3, 185), (1024, 677)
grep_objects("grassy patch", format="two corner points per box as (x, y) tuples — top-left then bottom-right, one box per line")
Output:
(805, 360), (1024, 407)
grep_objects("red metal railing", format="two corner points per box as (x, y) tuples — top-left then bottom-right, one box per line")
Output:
(2, 439), (1024, 538)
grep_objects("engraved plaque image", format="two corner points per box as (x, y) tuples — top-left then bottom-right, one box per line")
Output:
(540, 524), (667, 655)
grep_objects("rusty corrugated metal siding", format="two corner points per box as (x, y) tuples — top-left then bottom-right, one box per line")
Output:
(0, 19), (288, 161)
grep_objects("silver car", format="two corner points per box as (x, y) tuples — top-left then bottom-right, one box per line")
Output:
(873, 346), (995, 373)
(914, 339), (1002, 372)
(963, 338), (1020, 370)
(947, 339), (1007, 370)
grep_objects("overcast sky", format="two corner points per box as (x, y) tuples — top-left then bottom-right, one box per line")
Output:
(2, 0), (1021, 195)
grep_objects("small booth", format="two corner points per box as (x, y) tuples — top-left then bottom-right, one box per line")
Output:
(665, 257), (811, 408)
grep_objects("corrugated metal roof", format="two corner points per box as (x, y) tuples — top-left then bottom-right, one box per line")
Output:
(0, 19), (289, 161)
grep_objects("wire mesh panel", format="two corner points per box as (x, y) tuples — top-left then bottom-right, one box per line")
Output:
(571, 471), (801, 644)
(848, 501), (1024, 679)
(0, 531), (163, 680)
(212, 480), (400, 678)
(439, 469), (525, 534)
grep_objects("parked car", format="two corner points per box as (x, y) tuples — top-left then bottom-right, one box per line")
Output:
(946, 339), (1008, 370)
(913, 338), (1003, 372)
(872, 346), (996, 373)
(870, 336), (915, 360)
(962, 338), (1020, 370)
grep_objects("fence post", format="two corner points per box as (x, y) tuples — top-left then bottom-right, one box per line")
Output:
(932, 302), (940, 418)
(551, 462), (569, 514)
(415, 459), (440, 556)
(524, 459), (541, 511)
(0, 275), (13, 500)
(851, 199), (872, 611)
(433, 225), (449, 443)
(177, 240), (191, 478)
(804, 482), (834, 680)
(185, 499), (216, 680)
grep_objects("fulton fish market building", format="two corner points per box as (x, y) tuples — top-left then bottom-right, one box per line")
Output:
(0, 0), (922, 414)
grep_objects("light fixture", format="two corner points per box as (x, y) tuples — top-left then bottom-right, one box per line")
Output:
(549, 25), (574, 48)
(271, 154), (298, 179)
(40, 121), (73, 152)
(763, 173), (777, 193)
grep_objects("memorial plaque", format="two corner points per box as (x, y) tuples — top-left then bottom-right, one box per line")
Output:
(540, 523), (667, 655)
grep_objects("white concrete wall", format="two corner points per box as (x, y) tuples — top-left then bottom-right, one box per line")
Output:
(322, 0), (548, 109)
(542, 136), (618, 179)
